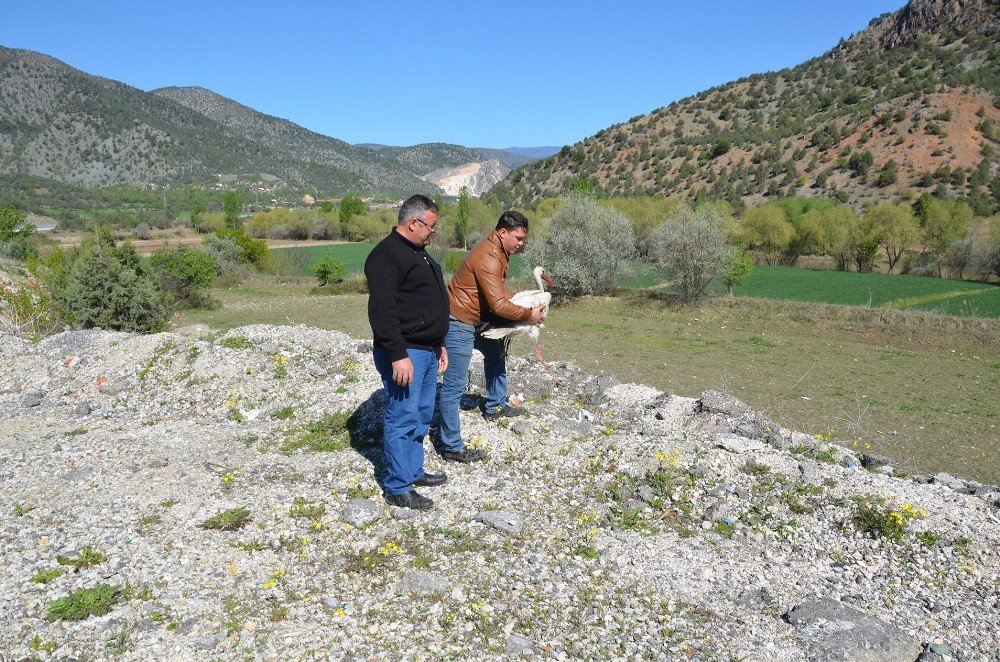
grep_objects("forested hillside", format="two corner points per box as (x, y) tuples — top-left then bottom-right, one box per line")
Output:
(490, 0), (1000, 213)
(152, 86), (438, 195)
(0, 48), (440, 196)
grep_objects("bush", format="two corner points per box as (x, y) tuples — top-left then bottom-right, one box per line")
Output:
(847, 151), (874, 177)
(150, 247), (218, 309)
(0, 206), (35, 243)
(217, 229), (271, 271)
(523, 192), (636, 298)
(898, 252), (938, 277)
(202, 234), (245, 277)
(309, 276), (368, 295)
(0, 276), (66, 338)
(721, 247), (754, 296)
(59, 231), (169, 332)
(47, 584), (122, 621)
(311, 255), (345, 285)
(972, 228), (999, 281)
(0, 236), (38, 261)
(648, 204), (729, 302)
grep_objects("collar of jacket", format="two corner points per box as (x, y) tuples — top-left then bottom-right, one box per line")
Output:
(488, 230), (511, 257)
(390, 228), (424, 252)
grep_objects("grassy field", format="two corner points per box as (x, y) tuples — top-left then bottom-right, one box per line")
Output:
(272, 243), (460, 277)
(732, 266), (1000, 318)
(272, 244), (998, 318)
(177, 282), (999, 485)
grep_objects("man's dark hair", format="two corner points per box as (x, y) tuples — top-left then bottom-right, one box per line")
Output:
(495, 210), (529, 232)
(398, 194), (438, 226)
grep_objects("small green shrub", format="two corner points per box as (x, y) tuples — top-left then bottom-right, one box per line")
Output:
(150, 246), (218, 309)
(219, 335), (252, 349)
(741, 461), (771, 476)
(309, 276), (368, 295)
(712, 520), (735, 538)
(31, 568), (68, 584)
(916, 530), (941, 547)
(311, 256), (345, 286)
(47, 584), (122, 621)
(216, 229), (271, 270)
(0, 206), (35, 242)
(272, 406), (295, 420)
(1, 275), (65, 339)
(13, 501), (35, 516)
(289, 497), (326, 521)
(56, 545), (108, 569)
(201, 507), (251, 531)
(851, 497), (923, 542)
(27, 634), (56, 653)
(280, 411), (351, 453)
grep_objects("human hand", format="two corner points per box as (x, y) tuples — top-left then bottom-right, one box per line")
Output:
(528, 304), (546, 326)
(437, 347), (448, 374)
(391, 357), (414, 386)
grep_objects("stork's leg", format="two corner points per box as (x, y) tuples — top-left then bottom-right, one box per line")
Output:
(535, 341), (556, 379)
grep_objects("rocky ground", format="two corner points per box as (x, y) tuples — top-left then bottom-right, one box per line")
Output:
(0, 324), (997, 661)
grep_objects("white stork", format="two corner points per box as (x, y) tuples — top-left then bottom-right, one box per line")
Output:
(480, 266), (555, 375)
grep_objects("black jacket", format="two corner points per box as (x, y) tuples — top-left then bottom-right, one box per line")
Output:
(364, 230), (449, 361)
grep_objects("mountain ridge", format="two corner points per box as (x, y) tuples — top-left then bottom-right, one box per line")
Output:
(489, 0), (1000, 211)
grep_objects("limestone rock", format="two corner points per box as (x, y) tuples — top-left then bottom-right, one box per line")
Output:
(785, 598), (923, 662)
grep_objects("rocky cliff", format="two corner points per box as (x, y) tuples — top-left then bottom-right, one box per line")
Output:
(423, 159), (511, 197)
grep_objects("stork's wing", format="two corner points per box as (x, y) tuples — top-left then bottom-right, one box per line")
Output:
(509, 290), (551, 309)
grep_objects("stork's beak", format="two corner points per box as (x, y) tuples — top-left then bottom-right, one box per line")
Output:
(542, 273), (554, 287)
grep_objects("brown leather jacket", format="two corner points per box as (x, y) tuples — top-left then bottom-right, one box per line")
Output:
(448, 231), (532, 325)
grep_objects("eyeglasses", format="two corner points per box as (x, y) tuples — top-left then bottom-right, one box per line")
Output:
(413, 218), (438, 233)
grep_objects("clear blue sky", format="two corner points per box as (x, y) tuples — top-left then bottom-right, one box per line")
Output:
(2, 1), (905, 148)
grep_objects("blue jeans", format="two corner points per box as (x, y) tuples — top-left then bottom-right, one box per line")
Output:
(373, 347), (438, 495)
(437, 317), (507, 452)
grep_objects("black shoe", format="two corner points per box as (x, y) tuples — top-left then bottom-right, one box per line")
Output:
(413, 472), (448, 488)
(442, 448), (489, 463)
(482, 404), (525, 421)
(384, 490), (434, 510)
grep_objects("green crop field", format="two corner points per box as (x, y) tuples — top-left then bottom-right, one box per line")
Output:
(271, 244), (999, 318)
(272, 243), (464, 277)
(732, 266), (999, 318)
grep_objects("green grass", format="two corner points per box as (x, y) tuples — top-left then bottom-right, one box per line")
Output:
(271, 243), (998, 318)
(47, 584), (122, 621)
(200, 507), (252, 531)
(178, 280), (999, 484)
(731, 266), (999, 318)
(56, 546), (108, 569)
(271, 243), (462, 278)
(280, 411), (351, 454)
(31, 568), (68, 584)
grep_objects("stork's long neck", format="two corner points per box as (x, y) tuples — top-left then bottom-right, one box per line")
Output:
(534, 269), (546, 291)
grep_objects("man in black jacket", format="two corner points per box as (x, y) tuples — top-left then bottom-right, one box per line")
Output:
(364, 194), (450, 510)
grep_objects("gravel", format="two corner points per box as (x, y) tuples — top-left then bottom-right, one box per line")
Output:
(0, 324), (998, 660)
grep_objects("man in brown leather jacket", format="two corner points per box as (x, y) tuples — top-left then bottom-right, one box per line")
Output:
(436, 210), (545, 462)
